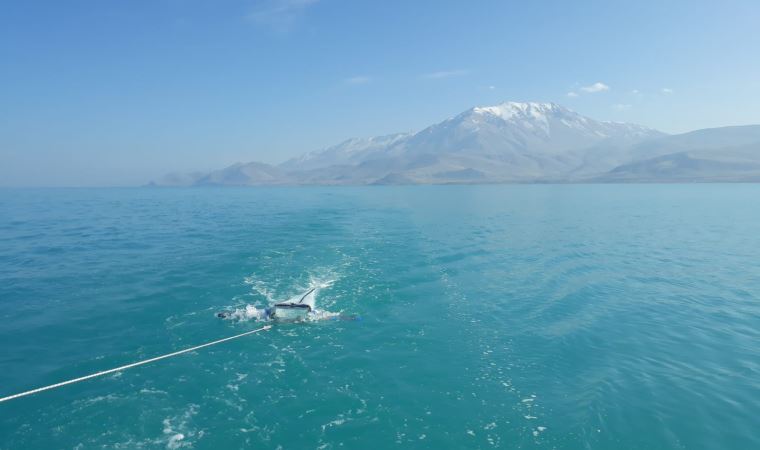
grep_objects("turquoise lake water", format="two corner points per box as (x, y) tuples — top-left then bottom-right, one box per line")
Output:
(1, 185), (759, 449)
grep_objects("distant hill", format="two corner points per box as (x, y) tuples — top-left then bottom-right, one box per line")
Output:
(193, 162), (292, 186)
(152, 102), (760, 185)
(593, 126), (760, 182)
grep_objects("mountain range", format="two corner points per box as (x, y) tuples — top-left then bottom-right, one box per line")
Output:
(152, 102), (760, 186)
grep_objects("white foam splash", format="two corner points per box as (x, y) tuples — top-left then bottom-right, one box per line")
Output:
(223, 270), (342, 323)
(307, 308), (341, 322)
(321, 417), (349, 431)
(162, 404), (201, 449)
(225, 304), (269, 322)
(243, 277), (276, 303)
(223, 304), (340, 323)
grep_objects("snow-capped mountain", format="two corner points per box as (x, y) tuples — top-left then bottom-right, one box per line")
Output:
(151, 101), (760, 185)
(263, 102), (664, 184)
(358, 102), (664, 181)
(410, 102), (658, 158)
(280, 132), (412, 171)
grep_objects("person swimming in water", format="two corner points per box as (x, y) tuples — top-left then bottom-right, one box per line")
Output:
(216, 308), (359, 322)
(217, 287), (360, 322)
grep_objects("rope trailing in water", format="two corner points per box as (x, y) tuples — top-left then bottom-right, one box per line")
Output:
(0, 325), (272, 403)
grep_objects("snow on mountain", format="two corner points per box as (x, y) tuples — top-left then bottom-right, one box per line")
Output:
(273, 101), (665, 181)
(472, 102), (655, 137)
(153, 101), (678, 186)
(328, 101), (665, 181)
(394, 102), (658, 160)
(279, 132), (412, 171)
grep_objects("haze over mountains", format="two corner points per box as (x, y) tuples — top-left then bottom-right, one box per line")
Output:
(154, 102), (760, 186)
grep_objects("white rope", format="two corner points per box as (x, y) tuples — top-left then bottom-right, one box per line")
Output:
(0, 325), (272, 403)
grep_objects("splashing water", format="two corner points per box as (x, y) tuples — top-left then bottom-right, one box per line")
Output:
(6, 186), (759, 449)
(225, 271), (341, 322)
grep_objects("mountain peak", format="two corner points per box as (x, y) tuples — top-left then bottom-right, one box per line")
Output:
(471, 101), (566, 121)
(153, 100), (683, 186)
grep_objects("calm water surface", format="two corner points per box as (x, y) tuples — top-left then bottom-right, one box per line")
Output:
(1, 185), (759, 449)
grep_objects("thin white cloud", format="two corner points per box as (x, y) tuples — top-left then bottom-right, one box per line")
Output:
(661, 87), (674, 95)
(488, 85), (496, 90)
(613, 103), (632, 111)
(345, 76), (371, 85)
(580, 82), (610, 93)
(420, 69), (469, 79)
(566, 91), (579, 98)
(247, 0), (319, 31)
(631, 89), (640, 94)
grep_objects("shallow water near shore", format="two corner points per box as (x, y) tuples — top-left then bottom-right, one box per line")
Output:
(1, 185), (759, 449)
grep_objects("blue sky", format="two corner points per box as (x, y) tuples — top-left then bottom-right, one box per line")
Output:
(2, 0), (760, 186)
